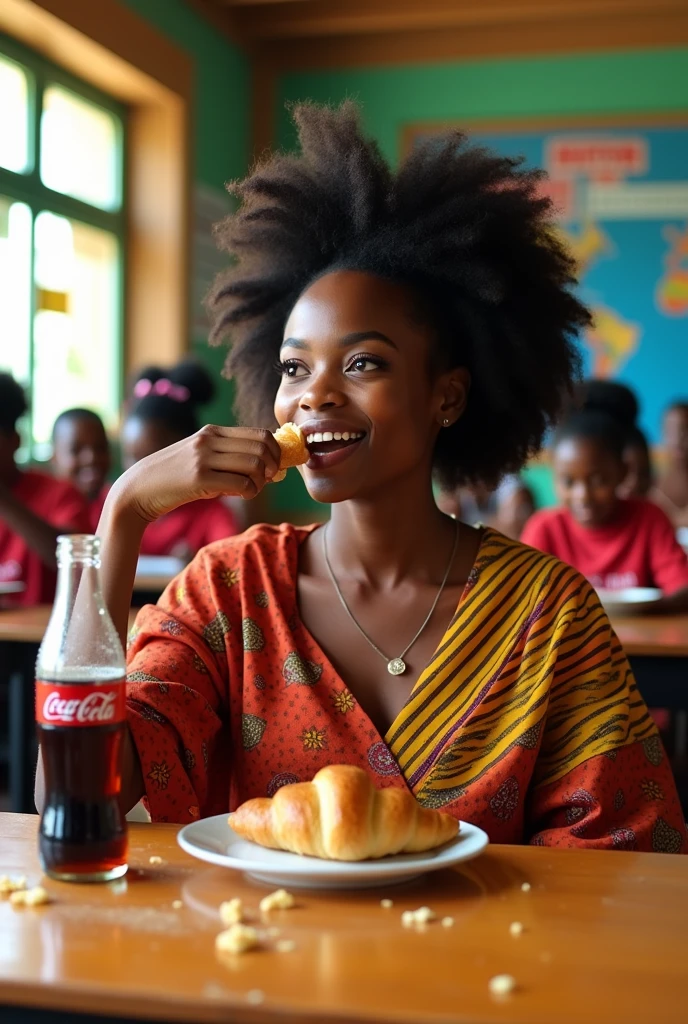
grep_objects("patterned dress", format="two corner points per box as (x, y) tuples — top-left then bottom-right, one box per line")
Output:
(126, 524), (687, 852)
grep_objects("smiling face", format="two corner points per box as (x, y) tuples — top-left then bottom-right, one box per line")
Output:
(554, 436), (626, 528)
(52, 416), (111, 500)
(273, 270), (469, 505)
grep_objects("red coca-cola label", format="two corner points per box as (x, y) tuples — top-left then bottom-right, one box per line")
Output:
(36, 680), (125, 727)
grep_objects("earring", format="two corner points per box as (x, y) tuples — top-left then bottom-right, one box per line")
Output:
(442, 418), (450, 427)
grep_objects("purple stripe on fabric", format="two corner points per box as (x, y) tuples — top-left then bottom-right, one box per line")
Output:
(407, 600), (546, 789)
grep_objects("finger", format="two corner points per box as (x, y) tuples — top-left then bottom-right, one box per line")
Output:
(199, 469), (259, 501)
(202, 435), (281, 475)
(204, 452), (272, 494)
(200, 425), (282, 464)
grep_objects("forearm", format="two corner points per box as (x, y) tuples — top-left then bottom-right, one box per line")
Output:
(0, 490), (61, 568)
(96, 479), (149, 651)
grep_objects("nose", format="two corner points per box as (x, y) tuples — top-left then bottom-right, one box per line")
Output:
(571, 481), (591, 504)
(298, 367), (346, 413)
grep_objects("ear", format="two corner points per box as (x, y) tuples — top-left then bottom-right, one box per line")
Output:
(433, 367), (471, 429)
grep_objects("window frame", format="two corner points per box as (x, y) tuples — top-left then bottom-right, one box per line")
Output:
(0, 30), (126, 459)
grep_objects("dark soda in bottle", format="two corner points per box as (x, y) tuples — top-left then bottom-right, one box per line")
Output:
(36, 535), (128, 882)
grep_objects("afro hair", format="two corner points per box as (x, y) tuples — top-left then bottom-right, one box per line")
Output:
(208, 101), (590, 488)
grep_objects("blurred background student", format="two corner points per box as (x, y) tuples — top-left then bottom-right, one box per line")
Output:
(107, 359), (239, 560)
(436, 475), (535, 539)
(521, 396), (688, 612)
(0, 373), (90, 607)
(51, 408), (111, 529)
(652, 401), (688, 529)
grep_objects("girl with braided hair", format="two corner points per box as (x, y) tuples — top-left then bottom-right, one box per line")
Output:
(36, 104), (686, 852)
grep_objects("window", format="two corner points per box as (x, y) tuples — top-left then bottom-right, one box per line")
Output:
(0, 34), (125, 461)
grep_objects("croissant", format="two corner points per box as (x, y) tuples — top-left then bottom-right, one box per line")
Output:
(271, 422), (309, 483)
(228, 765), (459, 861)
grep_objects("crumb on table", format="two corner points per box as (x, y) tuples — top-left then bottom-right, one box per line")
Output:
(219, 897), (243, 926)
(149, 856), (165, 866)
(259, 889), (295, 912)
(520, 882), (531, 892)
(510, 921), (524, 936)
(10, 886), (50, 908)
(441, 916), (454, 928)
(0, 876), (27, 897)
(172, 900), (183, 910)
(275, 939), (296, 953)
(215, 923), (260, 955)
(489, 974), (517, 996)
(380, 898), (393, 909)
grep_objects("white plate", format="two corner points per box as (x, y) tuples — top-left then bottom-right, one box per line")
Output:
(135, 555), (185, 578)
(0, 581), (26, 595)
(596, 587), (662, 616)
(178, 813), (489, 890)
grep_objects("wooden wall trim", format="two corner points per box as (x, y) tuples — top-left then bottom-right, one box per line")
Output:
(262, 10), (688, 73)
(0, 0), (193, 373)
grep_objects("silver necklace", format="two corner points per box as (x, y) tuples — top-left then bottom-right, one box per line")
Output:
(322, 521), (459, 676)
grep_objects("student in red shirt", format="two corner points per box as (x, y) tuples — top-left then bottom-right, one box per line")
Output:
(51, 408), (111, 530)
(117, 360), (238, 559)
(522, 405), (688, 610)
(0, 374), (90, 607)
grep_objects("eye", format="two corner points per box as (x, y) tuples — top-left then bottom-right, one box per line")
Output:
(278, 359), (309, 379)
(347, 354), (386, 373)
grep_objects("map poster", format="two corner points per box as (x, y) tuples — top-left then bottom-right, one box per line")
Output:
(403, 117), (688, 442)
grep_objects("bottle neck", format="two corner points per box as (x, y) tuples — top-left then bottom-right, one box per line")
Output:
(38, 535), (125, 676)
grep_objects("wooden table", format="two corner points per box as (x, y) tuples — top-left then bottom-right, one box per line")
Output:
(0, 814), (686, 1024)
(610, 614), (688, 714)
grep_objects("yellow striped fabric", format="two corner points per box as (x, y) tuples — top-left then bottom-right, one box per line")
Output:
(385, 529), (654, 806)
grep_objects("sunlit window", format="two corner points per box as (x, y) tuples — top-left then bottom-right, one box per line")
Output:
(0, 55), (30, 173)
(32, 212), (120, 457)
(41, 86), (121, 211)
(0, 39), (124, 460)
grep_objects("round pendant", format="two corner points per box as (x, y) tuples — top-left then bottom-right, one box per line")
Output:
(387, 658), (406, 676)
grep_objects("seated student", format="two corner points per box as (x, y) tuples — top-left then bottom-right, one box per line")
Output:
(652, 401), (688, 528)
(437, 475), (535, 539)
(576, 379), (652, 499)
(521, 405), (688, 611)
(118, 360), (239, 560)
(37, 103), (686, 851)
(51, 408), (111, 529)
(0, 374), (90, 607)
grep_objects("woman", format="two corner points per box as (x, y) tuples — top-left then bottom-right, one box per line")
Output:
(40, 104), (685, 852)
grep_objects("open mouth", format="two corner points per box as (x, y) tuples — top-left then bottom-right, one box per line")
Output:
(305, 429), (366, 469)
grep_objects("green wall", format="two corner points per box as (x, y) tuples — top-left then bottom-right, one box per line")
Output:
(278, 48), (688, 160)
(122, 0), (250, 427)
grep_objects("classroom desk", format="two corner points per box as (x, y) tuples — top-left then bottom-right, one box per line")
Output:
(0, 814), (686, 1024)
(611, 614), (688, 712)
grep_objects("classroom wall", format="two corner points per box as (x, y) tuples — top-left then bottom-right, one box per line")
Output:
(276, 47), (688, 512)
(122, 0), (250, 427)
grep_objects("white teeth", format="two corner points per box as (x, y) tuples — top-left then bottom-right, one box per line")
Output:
(333, 432), (342, 441)
(313, 432), (323, 443)
(342, 432), (350, 441)
(323, 431), (333, 442)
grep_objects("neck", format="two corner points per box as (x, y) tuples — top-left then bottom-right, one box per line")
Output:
(326, 469), (456, 588)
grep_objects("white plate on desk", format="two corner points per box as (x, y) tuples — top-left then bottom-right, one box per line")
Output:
(596, 587), (662, 616)
(135, 555), (185, 578)
(0, 581), (25, 595)
(178, 813), (488, 890)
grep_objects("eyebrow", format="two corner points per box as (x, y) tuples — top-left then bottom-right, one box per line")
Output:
(280, 330), (398, 352)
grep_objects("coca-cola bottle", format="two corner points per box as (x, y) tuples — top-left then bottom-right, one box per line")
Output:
(36, 534), (128, 882)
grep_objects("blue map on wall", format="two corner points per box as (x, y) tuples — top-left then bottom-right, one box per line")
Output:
(456, 122), (688, 444)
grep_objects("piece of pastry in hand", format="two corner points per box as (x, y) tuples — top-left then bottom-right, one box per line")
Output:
(228, 764), (458, 861)
(271, 422), (309, 483)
